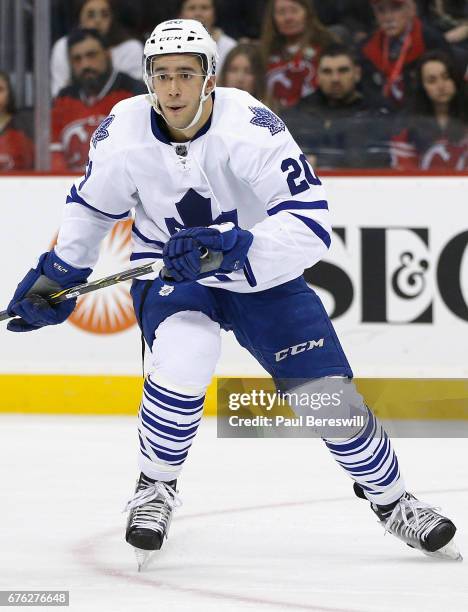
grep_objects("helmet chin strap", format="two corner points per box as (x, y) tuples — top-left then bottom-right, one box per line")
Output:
(153, 75), (212, 133)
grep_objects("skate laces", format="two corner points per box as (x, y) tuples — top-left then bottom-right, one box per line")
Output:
(124, 480), (182, 535)
(124, 480), (182, 513)
(384, 494), (443, 542)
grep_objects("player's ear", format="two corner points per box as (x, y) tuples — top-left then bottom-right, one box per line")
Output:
(205, 76), (216, 95)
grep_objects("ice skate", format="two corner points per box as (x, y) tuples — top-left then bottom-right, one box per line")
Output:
(124, 473), (181, 571)
(354, 483), (462, 561)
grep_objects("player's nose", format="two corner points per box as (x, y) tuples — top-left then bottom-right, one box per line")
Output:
(168, 78), (181, 95)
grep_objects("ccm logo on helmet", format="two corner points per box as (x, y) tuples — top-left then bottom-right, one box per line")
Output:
(160, 36), (183, 41)
(275, 339), (324, 362)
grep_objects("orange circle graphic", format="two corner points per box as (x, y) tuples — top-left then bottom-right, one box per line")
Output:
(50, 219), (137, 335)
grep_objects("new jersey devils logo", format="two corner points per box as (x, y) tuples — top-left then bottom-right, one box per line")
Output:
(61, 115), (108, 172)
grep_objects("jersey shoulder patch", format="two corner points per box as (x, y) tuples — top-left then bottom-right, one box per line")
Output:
(249, 106), (285, 136)
(91, 114), (115, 149)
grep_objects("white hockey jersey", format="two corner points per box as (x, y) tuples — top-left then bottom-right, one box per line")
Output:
(56, 87), (331, 293)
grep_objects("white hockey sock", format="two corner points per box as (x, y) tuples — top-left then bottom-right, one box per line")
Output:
(324, 407), (405, 506)
(137, 375), (206, 482)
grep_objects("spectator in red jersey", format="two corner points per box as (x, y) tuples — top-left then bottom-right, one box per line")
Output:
(260, 0), (335, 109)
(360, 0), (452, 109)
(51, 28), (145, 173)
(391, 50), (467, 170)
(176, 0), (237, 73)
(219, 43), (268, 102)
(0, 71), (34, 172)
(50, 0), (144, 97)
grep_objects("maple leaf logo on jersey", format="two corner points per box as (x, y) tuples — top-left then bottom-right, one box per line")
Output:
(165, 189), (238, 235)
(249, 106), (285, 136)
(91, 114), (115, 148)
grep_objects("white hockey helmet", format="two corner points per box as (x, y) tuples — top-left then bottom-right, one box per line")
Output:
(144, 19), (218, 130)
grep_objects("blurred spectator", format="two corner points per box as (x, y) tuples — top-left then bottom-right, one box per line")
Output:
(115, 1), (142, 38)
(50, 0), (144, 97)
(219, 43), (267, 101)
(314, 0), (375, 45)
(391, 50), (467, 170)
(177, 0), (237, 72)
(260, 0), (335, 109)
(418, 0), (468, 44)
(426, 0), (468, 70)
(135, 0), (181, 40)
(52, 0), (76, 44)
(282, 44), (392, 168)
(50, 28), (145, 173)
(313, 0), (376, 45)
(0, 71), (34, 172)
(215, 0), (269, 40)
(361, 0), (452, 109)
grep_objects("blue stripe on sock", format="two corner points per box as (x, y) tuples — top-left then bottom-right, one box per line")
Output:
(141, 407), (200, 438)
(335, 434), (386, 468)
(145, 380), (205, 411)
(144, 436), (191, 457)
(147, 378), (205, 400)
(326, 417), (378, 456)
(345, 439), (391, 476)
(368, 455), (400, 487)
(142, 401), (202, 427)
(141, 412), (198, 444)
(143, 390), (204, 417)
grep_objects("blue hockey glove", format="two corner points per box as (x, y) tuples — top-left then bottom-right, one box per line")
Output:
(162, 224), (253, 282)
(7, 251), (92, 332)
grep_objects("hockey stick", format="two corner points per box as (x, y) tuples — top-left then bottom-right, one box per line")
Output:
(0, 248), (223, 323)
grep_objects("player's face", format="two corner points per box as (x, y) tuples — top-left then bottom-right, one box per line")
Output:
(373, 1), (414, 38)
(151, 55), (215, 129)
(69, 38), (111, 88)
(80, 0), (112, 36)
(223, 54), (255, 95)
(0, 76), (10, 114)
(273, 0), (307, 39)
(317, 55), (361, 101)
(180, 0), (215, 31)
(421, 61), (456, 106)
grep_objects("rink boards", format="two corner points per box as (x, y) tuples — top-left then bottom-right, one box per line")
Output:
(0, 174), (467, 414)
(1, 374), (468, 420)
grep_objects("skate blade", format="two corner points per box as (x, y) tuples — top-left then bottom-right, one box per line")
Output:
(134, 547), (155, 572)
(423, 538), (463, 562)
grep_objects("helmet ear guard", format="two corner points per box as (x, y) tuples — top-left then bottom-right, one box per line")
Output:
(143, 19), (218, 131)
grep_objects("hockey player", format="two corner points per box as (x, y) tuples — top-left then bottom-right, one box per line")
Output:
(6, 19), (461, 569)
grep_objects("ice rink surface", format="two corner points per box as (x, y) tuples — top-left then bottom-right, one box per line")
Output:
(1, 414), (467, 612)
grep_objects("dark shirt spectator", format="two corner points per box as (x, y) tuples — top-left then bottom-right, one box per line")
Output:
(216, 0), (269, 40)
(425, 0), (468, 71)
(312, 0), (376, 45)
(51, 28), (145, 173)
(282, 44), (392, 168)
(337, 0), (377, 41)
(0, 71), (34, 171)
(260, 0), (335, 109)
(361, 0), (452, 109)
(418, 0), (468, 44)
(391, 50), (467, 170)
(51, 0), (143, 97)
